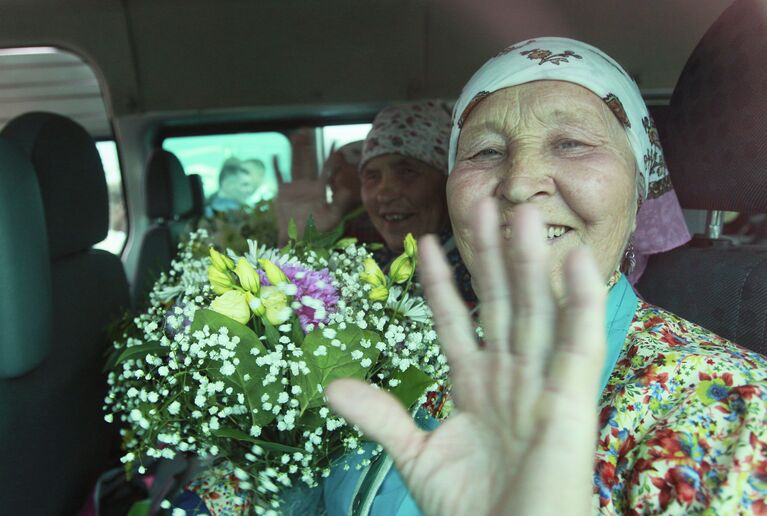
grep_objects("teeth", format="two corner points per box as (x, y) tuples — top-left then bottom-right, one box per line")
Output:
(383, 214), (409, 222)
(546, 226), (567, 239)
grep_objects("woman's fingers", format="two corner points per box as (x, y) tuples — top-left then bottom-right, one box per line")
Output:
(326, 379), (425, 465)
(419, 235), (479, 397)
(506, 204), (557, 438)
(543, 247), (606, 420)
(472, 198), (512, 353)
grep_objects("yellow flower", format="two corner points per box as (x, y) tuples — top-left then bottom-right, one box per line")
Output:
(360, 257), (386, 287)
(389, 254), (414, 284)
(210, 290), (251, 325)
(209, 247), (234, 272)
(403, 233), (417, 258)
(208, 266), (235, 295)
(369, 285), (389, 302)
(259, 286), (292, 325)
(258, 259), (289, 286)
(246, 292), (265, 316)
(235, 258), (260, 294)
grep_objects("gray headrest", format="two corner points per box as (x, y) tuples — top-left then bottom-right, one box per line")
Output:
(664, 0), (767, 213)
(188, 174), (205, 218)
(0, 138), (53, 378)
(146, 149), (194, 219)
(0, 112), (109, 258)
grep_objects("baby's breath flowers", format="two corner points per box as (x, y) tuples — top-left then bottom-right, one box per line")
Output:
(103, 230), (447, 512)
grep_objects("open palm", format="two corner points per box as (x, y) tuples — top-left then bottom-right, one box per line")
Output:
(327, 199), (606, 516)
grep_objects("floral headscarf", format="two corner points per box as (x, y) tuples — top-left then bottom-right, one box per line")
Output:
(361, 100), (452, 174)
(448, 37), (690, 284)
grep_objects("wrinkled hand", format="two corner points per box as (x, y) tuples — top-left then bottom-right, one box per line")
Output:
(327, 199), (606, 516)
(273, 149), (346, 244)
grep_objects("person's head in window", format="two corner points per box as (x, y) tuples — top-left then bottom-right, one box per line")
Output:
(241, 158), (270, 202)
(212, 157), (256, 208)
(360, 100), (452, 253)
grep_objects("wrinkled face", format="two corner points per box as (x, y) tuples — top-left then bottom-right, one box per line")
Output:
(326, 151), (362, 210)
(448, 81), (638, 299)
(361, 154), (449, 252)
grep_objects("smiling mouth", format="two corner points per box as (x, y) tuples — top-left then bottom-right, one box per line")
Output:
(380, 213), (414, 223)
(501, 224), (573, 242)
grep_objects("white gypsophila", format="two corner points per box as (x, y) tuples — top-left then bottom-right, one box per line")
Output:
(104, 235), (450, 511)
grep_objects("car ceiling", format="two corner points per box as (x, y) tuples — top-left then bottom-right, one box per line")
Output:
(0, 0), (735, 139)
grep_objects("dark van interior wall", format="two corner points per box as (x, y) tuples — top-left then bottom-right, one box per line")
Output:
(0, 0), (733, 119)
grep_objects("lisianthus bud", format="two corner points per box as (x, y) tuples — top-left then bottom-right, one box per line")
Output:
(208, 266), (235, 295)
(360, 257), (386, 287)
(209, 247), (234, 272)
(258, 259), (289, 286)
(210, 290), (251, 325)
(369, 285), (389, 302)
(335, 237), (358, 249)
(403, 233), (417, 258)
(259, 286), (292, 326)
(235, 258), (260, 294)
(246, 292), (265, 316)
(389, 254), (414, 284)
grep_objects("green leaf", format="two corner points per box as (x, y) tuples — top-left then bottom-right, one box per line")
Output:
(303, 214), (319, 242)
(262, 319), (281, 348)
(389, 366), (436, 410)
(296, 325), (381, 410)
(291, 319), (305, 348)
(211, 428), (305, 454)
(126, 499), (151, 516)
(191, 309), (283, 427)
(110, 341), (167, 370)
(288, 218), (298, 241)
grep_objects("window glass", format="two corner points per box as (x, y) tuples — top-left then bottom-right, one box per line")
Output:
(0, 46), (122, 254)
(322, 123), (372, 158)
(93, 141), (128, 254)
(163, 133), (291, 206)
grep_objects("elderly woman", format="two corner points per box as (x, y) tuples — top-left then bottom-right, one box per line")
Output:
(360, 99), (476, 304)
(328, 37), (767, 515)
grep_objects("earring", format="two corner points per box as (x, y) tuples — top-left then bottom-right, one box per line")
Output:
(621, 241), (636, 275)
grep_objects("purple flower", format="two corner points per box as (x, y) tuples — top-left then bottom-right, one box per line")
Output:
(259, 264), (339, 331)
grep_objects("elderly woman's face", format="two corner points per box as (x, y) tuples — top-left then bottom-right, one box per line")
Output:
(448, 81), (638, 298)
(361, 154), (449, 252)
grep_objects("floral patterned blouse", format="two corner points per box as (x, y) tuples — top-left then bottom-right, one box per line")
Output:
(184, 299), (767, 515)
(594, 301), (767, 515)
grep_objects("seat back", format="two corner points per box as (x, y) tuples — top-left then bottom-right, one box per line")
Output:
(189, 173), (205, 219)
(0, 112), (130, 516)
(133, 149), (195, 304)
(637, 0), (767, 356)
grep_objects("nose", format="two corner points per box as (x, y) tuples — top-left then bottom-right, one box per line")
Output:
(375, 171), (402, 204)
(495, 149), (556, 204)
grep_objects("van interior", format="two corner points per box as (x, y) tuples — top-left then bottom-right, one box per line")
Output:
(1, 0), (766, 514)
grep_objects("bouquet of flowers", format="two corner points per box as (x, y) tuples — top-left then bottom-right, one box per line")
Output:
(194, 200), (279, 254)
(103, 222), (448, 513)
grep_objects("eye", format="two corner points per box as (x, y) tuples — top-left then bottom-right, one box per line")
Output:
(471, 148), (503, 159)
(361, 170), (380, 183)
(554, 138), (594, 153)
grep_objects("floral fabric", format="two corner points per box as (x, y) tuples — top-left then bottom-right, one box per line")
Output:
(447, 37), (691, 283)
(360, 100), (452, 174)
(595, 302), (767, 514)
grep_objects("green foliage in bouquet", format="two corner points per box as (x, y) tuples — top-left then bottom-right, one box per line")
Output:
(104, 223), (448, 513)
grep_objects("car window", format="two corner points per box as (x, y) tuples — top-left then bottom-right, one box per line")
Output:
(321, 123), (372, 157)
(0, 46), (124, 254)
(163, 132), (291, 204)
